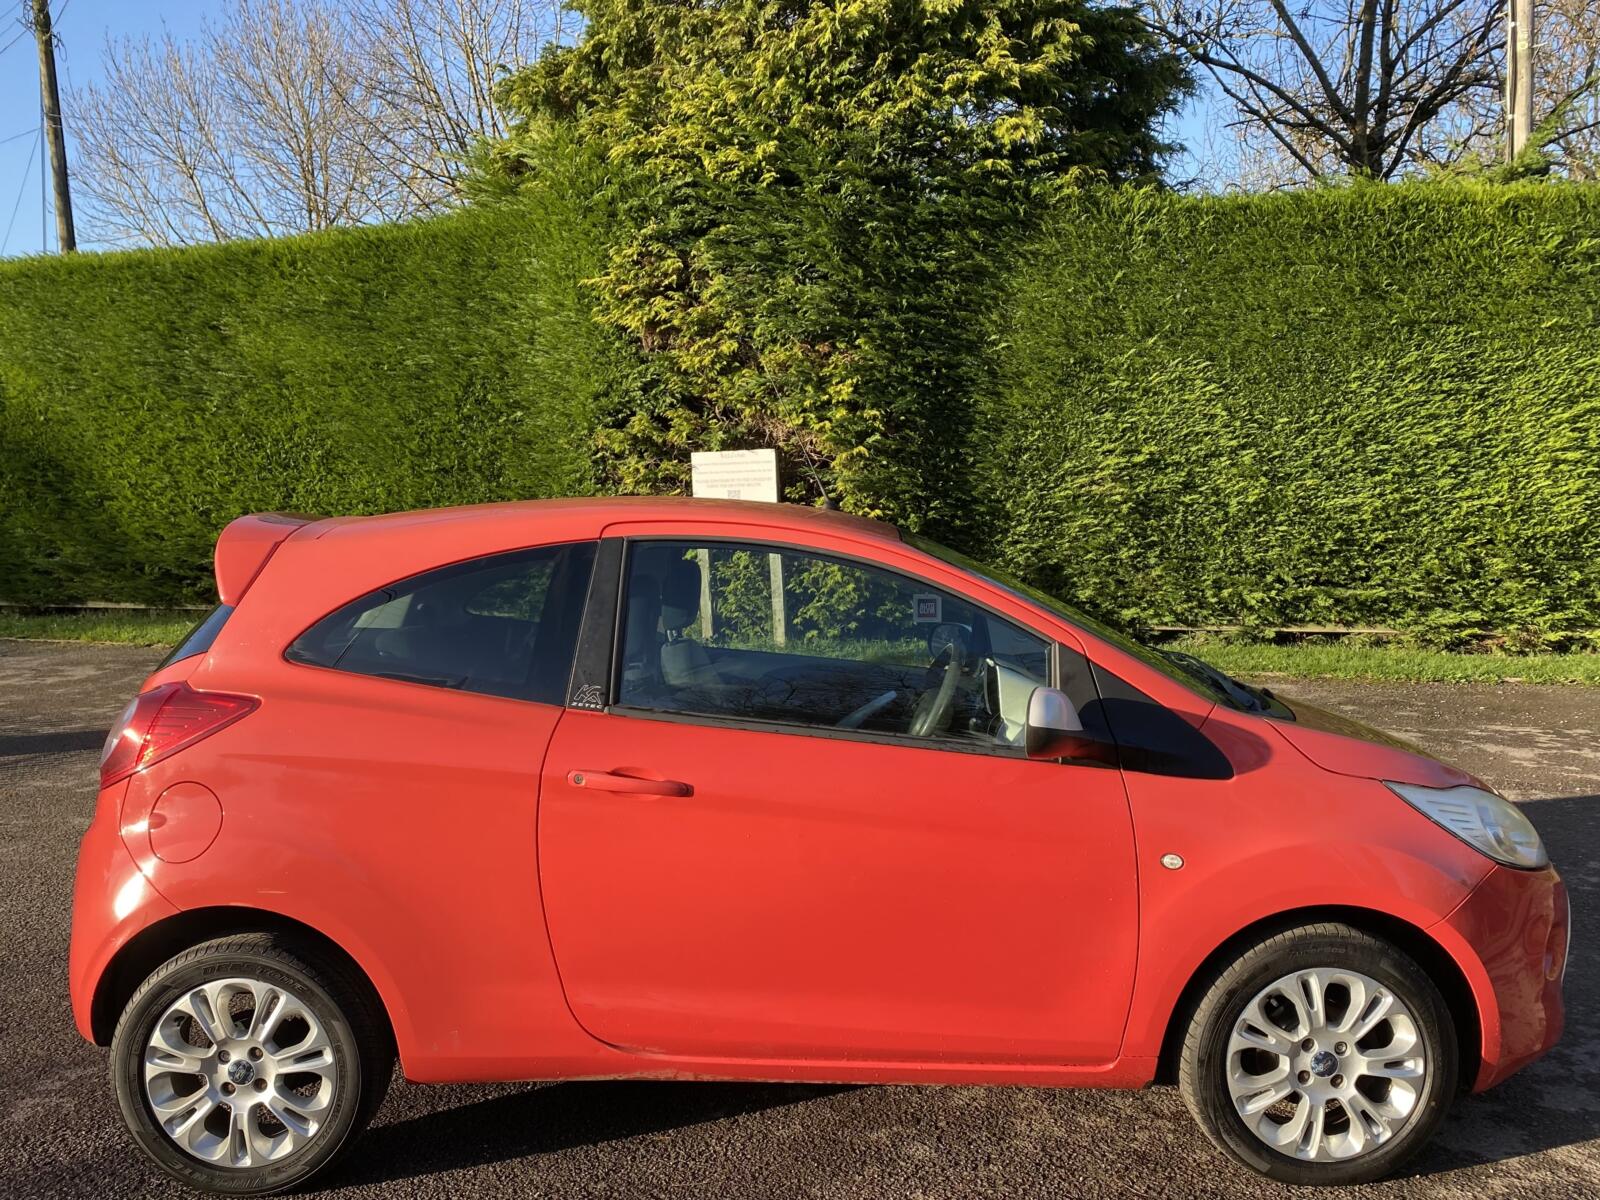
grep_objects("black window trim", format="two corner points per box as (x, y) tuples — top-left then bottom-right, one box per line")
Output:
(586, 533), (1094, 762)
(565, 537), (625, 710)
(280, 537), (599, 708)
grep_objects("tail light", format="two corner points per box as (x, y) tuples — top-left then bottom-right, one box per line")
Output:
(99, 683), (258, 789)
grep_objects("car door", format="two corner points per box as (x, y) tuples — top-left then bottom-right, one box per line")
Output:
(538, 535), (1138, 1065)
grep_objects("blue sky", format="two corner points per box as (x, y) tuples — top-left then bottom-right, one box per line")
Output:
(1, 1), (1217, 259)
(1, 0), (215, 257)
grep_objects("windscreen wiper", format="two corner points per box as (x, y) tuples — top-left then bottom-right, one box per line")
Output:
(1161, 651), (1263, 712)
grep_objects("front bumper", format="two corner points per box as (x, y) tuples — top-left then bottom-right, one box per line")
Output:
(1432, 862), (1568, 1091)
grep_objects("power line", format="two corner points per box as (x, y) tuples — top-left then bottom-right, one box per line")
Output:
(2, 0), (71, 55)
(2, 127), (39, 144)
(3, 131), (40, 255)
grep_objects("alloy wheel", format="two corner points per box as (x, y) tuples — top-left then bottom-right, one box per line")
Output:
(1225, 967), (1426, 1161)
(142, 977), (338, 1168)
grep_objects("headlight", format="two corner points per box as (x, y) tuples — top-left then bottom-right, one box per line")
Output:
(1385, 782), (1549, 869)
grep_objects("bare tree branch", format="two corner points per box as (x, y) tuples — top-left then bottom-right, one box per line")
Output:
(66, 0), (573, 245)
(346, 0), (575, 209)
(1145, 0), (1504, 181)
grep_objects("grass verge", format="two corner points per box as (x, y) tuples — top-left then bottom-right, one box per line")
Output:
(1166, 636), (1600, 685)
(0, 610), (199, 647)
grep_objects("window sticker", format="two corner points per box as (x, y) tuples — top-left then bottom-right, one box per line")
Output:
(912, 593), (942, 624)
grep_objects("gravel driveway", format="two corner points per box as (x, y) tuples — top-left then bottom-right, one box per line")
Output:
(2, 641), (1596, 1198)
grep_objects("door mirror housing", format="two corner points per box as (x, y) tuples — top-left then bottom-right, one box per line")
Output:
(1025, 687), (1116, 763)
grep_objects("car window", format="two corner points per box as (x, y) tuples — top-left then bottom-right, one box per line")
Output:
(617, 540), (1049, 749)
(158, 604), (235, 668)
(904, 533), (1243, 710)
(286, 541), (596, 704)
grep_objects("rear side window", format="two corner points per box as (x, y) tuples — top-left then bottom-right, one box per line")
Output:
(159, 605), (235, 668)
(286, 541), (596, 704)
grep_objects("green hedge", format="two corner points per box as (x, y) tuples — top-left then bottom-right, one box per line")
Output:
(3, 180), (1598, 640)
(981, 184), (1600, 642)
(0, 149), (617, 605)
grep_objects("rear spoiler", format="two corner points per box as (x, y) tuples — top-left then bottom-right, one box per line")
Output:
(214, 513), (316, 605)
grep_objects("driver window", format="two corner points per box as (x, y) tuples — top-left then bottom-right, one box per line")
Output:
(617, 541), (1049, 749)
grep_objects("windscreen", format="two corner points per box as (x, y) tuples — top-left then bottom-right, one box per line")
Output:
(903, 535), (1240, 709)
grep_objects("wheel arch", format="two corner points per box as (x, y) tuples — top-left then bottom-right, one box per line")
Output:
(89, 905), (398, 1057)
(1152, 905), (1480, 1090)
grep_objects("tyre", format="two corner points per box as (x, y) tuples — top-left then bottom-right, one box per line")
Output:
(111, 933), (393, 1195)
(1178, 922), (1457, 1186)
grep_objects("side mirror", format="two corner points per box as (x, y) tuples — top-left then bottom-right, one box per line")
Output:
(1025, 686), (1116, 764)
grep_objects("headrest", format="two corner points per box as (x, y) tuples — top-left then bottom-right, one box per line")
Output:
(660, 559), (702, 630)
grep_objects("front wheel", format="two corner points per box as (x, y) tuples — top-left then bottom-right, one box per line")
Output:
(111, 933), (392, 1195)
(1179, 922), (1457, 1186)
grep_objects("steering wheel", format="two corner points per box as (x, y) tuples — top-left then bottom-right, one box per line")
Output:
(908, 641), (962, 738)
(837, 689), (898, 730)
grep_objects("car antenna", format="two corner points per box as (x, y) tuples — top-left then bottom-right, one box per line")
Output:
(795, 446), (840, 509)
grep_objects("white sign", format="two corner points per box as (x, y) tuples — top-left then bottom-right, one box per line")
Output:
(690, 449), (780, 503)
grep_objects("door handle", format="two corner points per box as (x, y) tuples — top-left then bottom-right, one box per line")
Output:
(567, 770), (692, 797)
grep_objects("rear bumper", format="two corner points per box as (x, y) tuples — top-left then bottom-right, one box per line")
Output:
(69, 799), (179, 1044)
(1433, 863), (1568, 1092)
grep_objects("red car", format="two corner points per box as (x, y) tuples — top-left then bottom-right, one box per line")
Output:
(71, 498), (1567, 1193)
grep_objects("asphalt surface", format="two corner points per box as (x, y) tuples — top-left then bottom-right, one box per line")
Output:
(1, 640), (1596, 1199)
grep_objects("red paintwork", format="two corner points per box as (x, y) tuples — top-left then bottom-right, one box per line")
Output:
(70, 783), (180, 1040)
(213, 513), (312, 605)
(1430, 863), (1568, 1089)
(147, 782), (224, 864)
(68, 497), (1566, 1095)
(542, 708), (1137, 1064)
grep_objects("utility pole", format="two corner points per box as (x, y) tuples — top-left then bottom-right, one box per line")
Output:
(1505, 0), (1535, 162)
(30, 0), (75, 251)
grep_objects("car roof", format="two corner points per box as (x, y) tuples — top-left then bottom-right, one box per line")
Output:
(297, 495), (902, 546)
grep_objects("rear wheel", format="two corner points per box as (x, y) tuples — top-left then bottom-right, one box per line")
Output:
(1179, 922), (1457, 1186)
(111, 933), (392, 1195)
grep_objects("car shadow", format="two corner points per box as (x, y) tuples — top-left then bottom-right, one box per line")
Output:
(328, 792), (1598, 1191)
(0, 727), (106, 757)
(326, 1079), (854, 1190)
